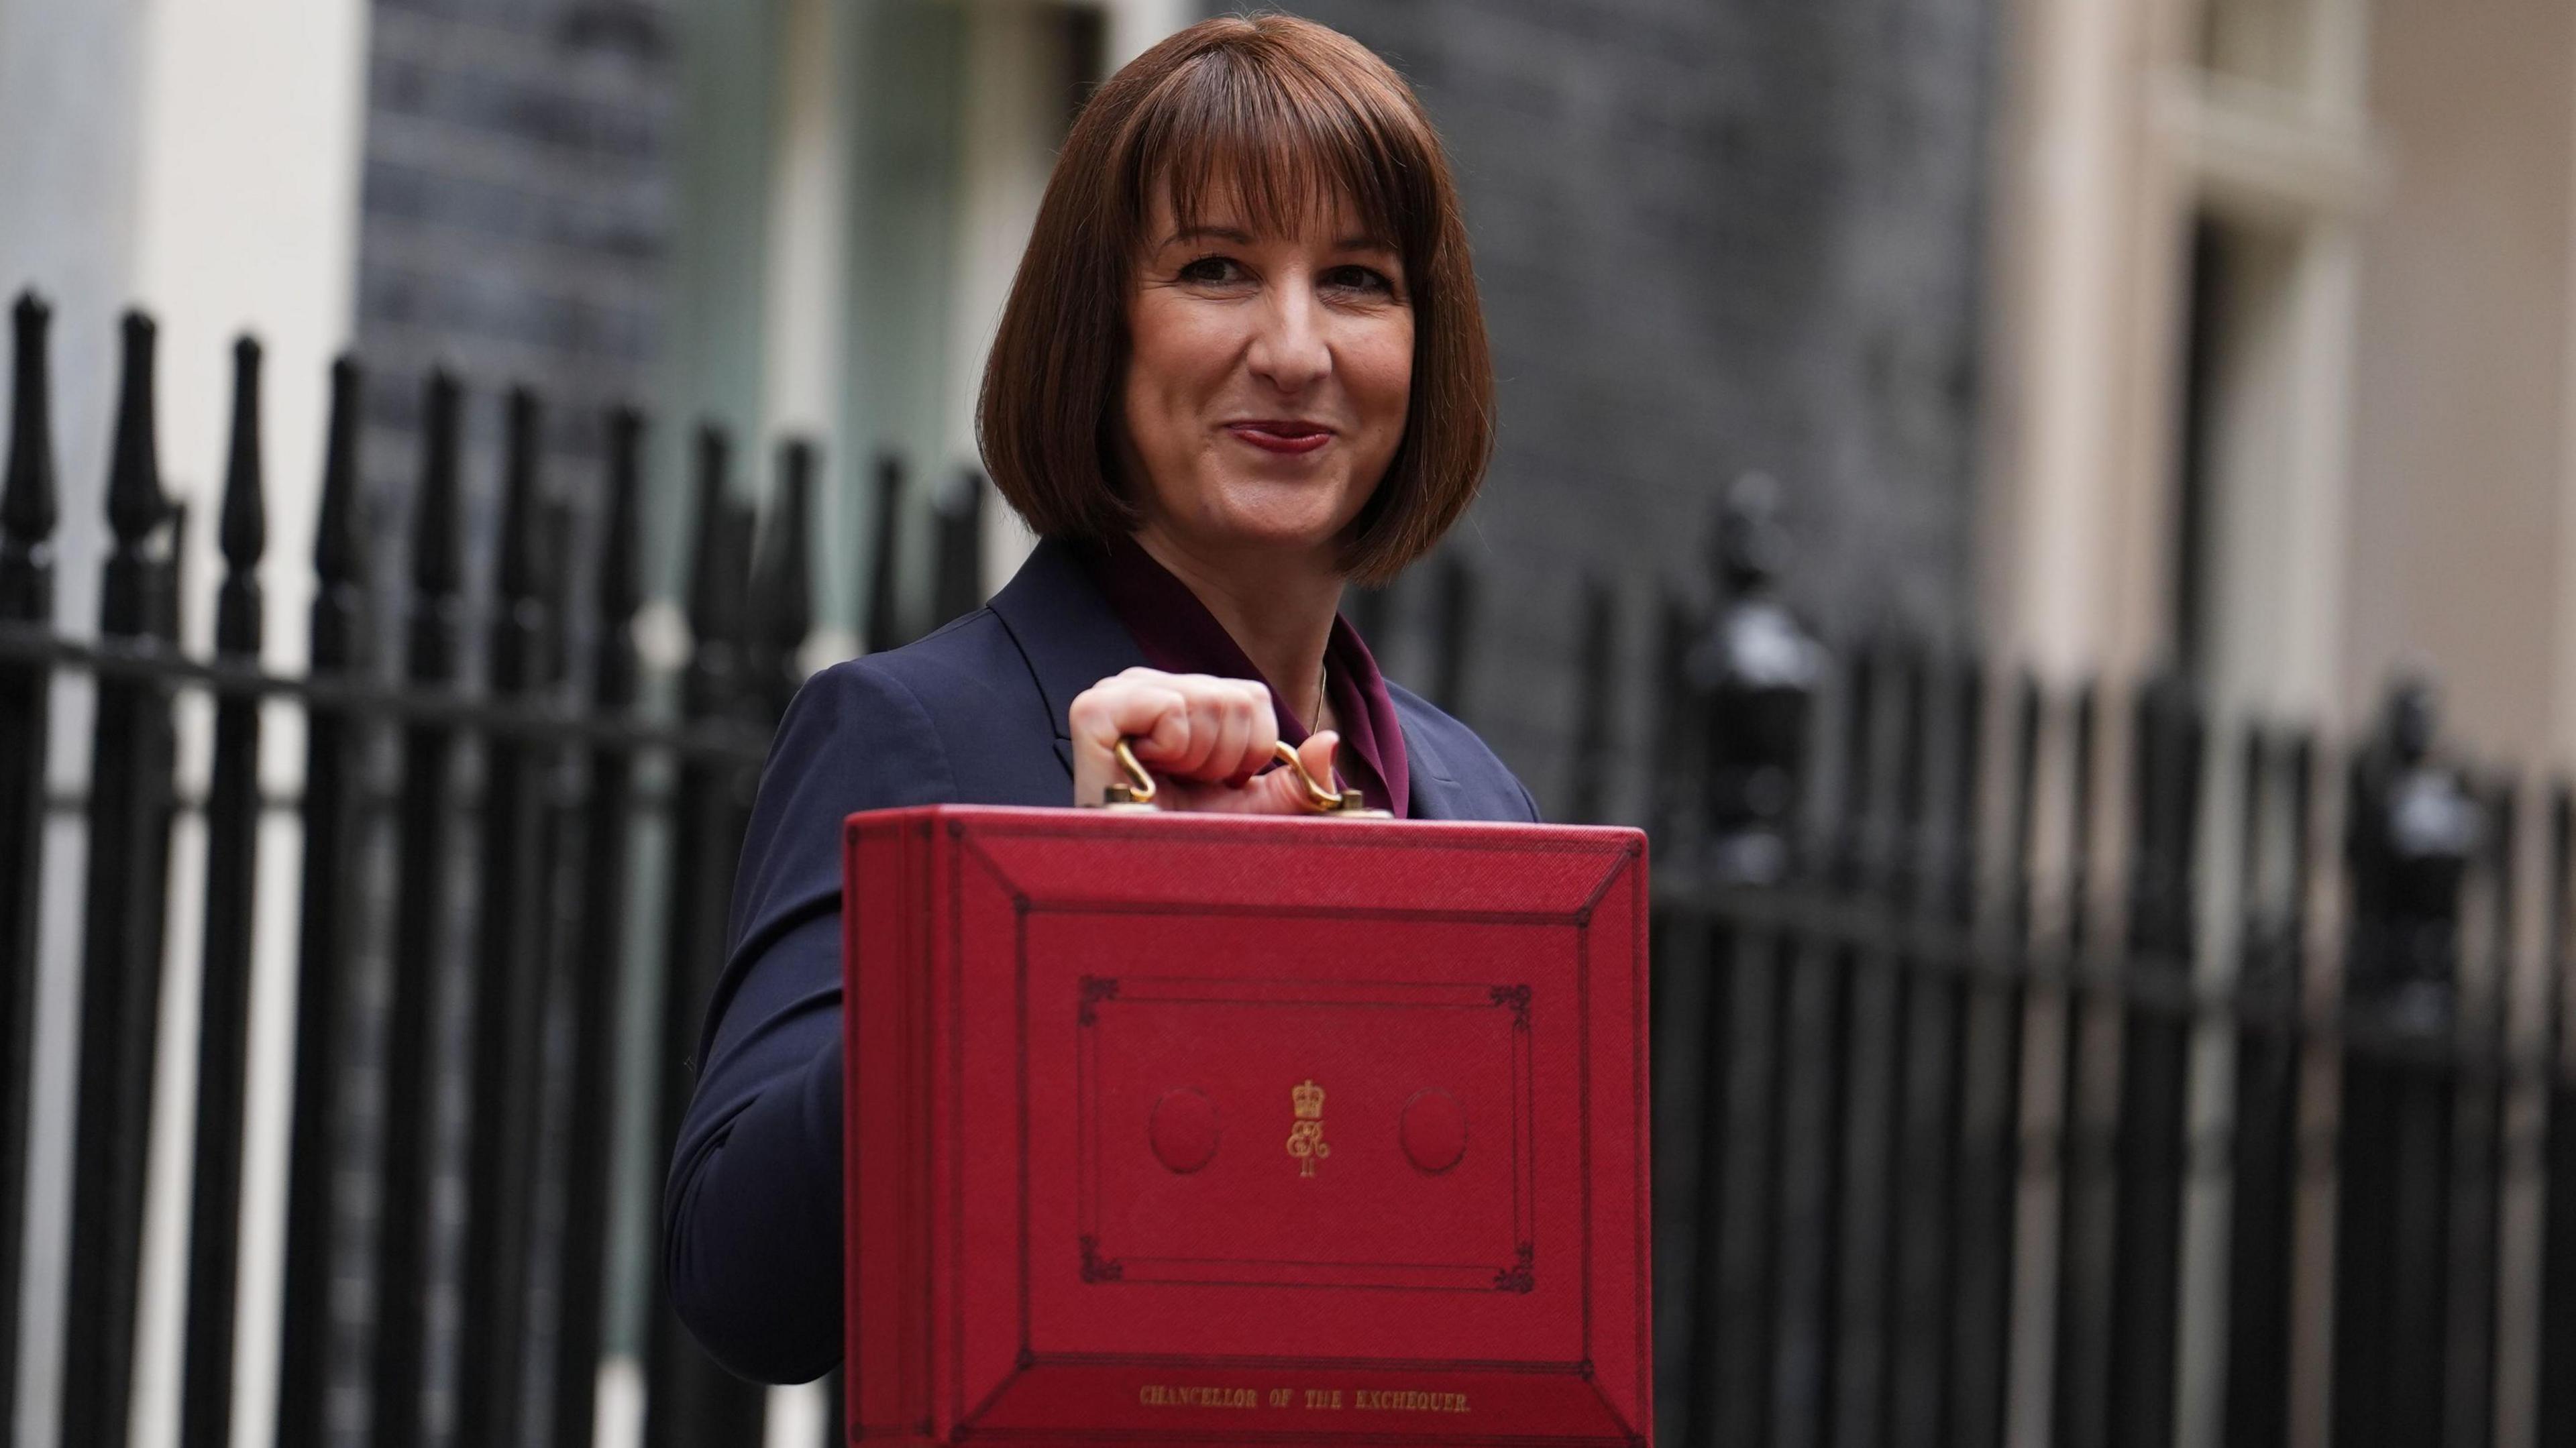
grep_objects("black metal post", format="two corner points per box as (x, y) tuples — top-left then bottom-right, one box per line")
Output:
(2445, 779), (2514, 1448)
(2109, 676), (2202, 1448)
(930, 466), (983, 630)
(550, 407), (646, 1448)
(2054, 678), (2114, 1448)
(1428, 553), (1477, 721)
(1829, 644), (1927, 1448)
(1643, 586), (1717, 1448)
(1564, 578), (1616, 824)
(1643, 581), (1714, 1448)
(1764, 638), (1880, 1448)
(2227, 730), (2306, 1448)
(0, 289), (58, 1443)
(642, 427), (767, 1448)
(1949, 672), (2039, 1448)
(1887, 653), (1977, 1448)
(178, 335), (268, 1448)
(1645, 591), (1699, 850)
(372, 370), (468, 1448)
(2537, 784), (2574, 1445)
(2335, 679), (2475, 1448)
(61, 309), (182, 1448)
(272, 355), (368, 1448)
(751, 438), (816, 722)
(863, 451), (904, 654)
(456, 388), (560, 1448)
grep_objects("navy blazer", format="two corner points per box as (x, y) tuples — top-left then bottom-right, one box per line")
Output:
(663, 537), (1540, 1384)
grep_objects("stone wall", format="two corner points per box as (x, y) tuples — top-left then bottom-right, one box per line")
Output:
(352, 0), (678, 623)
(1248, 0), (1998, 818)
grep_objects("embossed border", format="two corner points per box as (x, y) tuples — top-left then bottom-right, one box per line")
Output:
(1071, 974), (1537, 1292)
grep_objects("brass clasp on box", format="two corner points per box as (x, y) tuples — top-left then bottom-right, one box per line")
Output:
(1101, 738), (1391, 817)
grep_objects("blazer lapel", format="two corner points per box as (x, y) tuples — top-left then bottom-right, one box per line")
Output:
(986, 540), (1150, 780)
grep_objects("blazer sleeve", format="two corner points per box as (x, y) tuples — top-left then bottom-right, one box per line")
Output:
(663, 659), (959, 1384)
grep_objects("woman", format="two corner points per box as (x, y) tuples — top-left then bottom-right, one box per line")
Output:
(665, 13), (1538, 1384)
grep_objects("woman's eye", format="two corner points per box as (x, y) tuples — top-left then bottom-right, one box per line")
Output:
(1178, 256), (1246, 285)
(1323, 265), (1396, 296)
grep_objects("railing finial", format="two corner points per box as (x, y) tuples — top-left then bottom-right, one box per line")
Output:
(687, 423), (733, 638)
(599, 408), (644, 626)
(751, 437), (816, 715)
(107, 310), (166, 547)
(413, 370), (464, 599)
(864, 451), (904, 653)
(220, 337), (266, 576)
(3, 292), (57, 561)
(314, 357), (366, 592)
(594, 406), (645, 711)
(497, 386), (543, 610)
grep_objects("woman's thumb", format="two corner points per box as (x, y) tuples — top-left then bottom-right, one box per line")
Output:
(1238, 730), (1341, 814)
(1295, 731), (1341, 803)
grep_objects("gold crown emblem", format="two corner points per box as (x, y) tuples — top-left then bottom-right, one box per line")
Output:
(1291, 1079), (1326, 1120)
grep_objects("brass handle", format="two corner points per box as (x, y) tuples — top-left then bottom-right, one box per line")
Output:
(1101, 738), (1387, 816)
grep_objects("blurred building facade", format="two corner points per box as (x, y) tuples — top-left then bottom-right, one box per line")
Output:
(1988, 0), (2576, 776)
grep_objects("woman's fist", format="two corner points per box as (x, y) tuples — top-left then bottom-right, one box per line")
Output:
(1067, 667), (1339, 814)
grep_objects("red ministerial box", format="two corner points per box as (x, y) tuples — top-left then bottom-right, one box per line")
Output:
(842, 807), (1652, 1447)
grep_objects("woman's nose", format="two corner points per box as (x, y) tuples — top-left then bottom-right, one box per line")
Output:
(1244, 278), (1332, 392)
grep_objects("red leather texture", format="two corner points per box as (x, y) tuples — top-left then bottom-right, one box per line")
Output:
(843, 807), (1652, 1447)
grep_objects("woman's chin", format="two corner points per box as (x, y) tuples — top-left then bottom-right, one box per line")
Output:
(1179, 484), (1364, 555)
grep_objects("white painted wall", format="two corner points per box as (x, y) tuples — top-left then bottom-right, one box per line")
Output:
(949, 0), (1070, 596)
(1102, 0), (1192, 69)
(764, 0), (857, 665)
(0, 2), (368, 1445)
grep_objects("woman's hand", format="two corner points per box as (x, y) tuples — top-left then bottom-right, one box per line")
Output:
(1069, 667), (1339, 813)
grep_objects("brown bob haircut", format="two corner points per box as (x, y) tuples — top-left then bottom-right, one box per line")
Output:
(977, 13), (1493, 586)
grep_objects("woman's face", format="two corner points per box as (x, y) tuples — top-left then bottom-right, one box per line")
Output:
(1119, 184), (1414, 568)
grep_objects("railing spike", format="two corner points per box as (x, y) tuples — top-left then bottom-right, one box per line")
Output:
(272, 357), (366, 1448)
(864, 451), (903, 653)
(106, 311), (165, 547)
(413, 370), (463, 598)
(498, 387), (543, 610)
(1565, 576), (1617, 822)
(686, 424), (732, 641)
(313, 357), (365, 591)
(213, 340), (267, 657)
(528, 500), (574, 691)
(219, 337), (265, 573)
(0, 284), (54, 1448)
(1429, 554), (1478, 720)
(753, 438), (816, 714)
(592, 408), (643, 713)
(3, 292), (56, 556)
(930, 467), (984, 629)
(599, 409), (644, 629)
(722, 496), (757, 653)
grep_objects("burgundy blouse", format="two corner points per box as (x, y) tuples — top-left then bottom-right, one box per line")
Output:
(1082, 535), (1411, 818)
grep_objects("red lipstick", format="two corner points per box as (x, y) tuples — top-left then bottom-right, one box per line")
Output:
(1225, 421), (1334, 455)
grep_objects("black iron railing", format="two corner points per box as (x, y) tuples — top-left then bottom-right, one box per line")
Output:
(0, 294), (906, 1448)
(3, 288), (2575, 1448)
